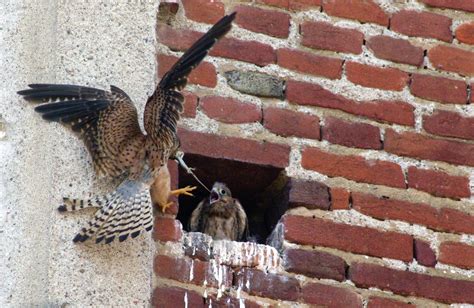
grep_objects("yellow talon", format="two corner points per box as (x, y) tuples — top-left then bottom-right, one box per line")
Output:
(170, 185), (197, 197)
(160, 201), (174, 213)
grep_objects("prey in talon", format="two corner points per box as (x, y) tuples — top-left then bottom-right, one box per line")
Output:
(17, 13), (237, 244)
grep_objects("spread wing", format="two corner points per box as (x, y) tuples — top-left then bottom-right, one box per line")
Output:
(17, 84), (145, 178)
(144, 12), (236, 143)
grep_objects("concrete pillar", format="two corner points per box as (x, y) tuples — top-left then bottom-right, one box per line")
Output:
(1, 1), (158, 306)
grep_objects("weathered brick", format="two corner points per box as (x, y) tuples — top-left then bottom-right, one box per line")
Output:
(346, 62), (409, 91)
(322, 116), (382, 149)
(277, 48), (343, 79)
(456, 22), (474, 45)
(410, 74), (467, 104)
(420, 0), (474, 12)
(182, 0), (224, 24)
(391, 10), (452, 42)
(182, 91), (198, 118)
(204, 295), (261, 308)
(440, 242), (474, 269)
(323, 0), (389, 26)
(302, 147), (406, 188)
(178, 128), (290, 168)
(257, 0), (322, 10)
(367, 297), (415, 308)
(414, 239), (437, 267)
(284, 215), (413, 261)
(350, 262), (474, 304)
(284, 248), (347, 281)
(256, 0), (289, 8)
(407, 166), (470, 199)
(225, 70), (284, 98)
(351, 192), (474, 234)
(263, 107), (320, 140)
(300, 21), (364, 54)
(429, 45), (474, 76)
(330, 187), (350, 210)
(367, 35), (424, 66)
(287, 178), (330, 210)
(424, 110), (474, 140)
(235, 5), (290, 38)
(286, 80), (415, 126)
(301, 282), (363, 307)
(385, 129), (474, 167)
(158, 24), (276, 66)
(158, 54), (217, 88)
(153, 218), (182, 242)
(200, 96), (261, 124)
(152, 286), (202, 308)
(235, 268), (300, 301)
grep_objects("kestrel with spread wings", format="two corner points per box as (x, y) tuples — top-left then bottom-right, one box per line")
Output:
(189, 182), (248, 241)
(17, 13), (237, 244)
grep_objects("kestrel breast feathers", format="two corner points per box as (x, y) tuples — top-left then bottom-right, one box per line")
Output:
(17, 13), (237, 244)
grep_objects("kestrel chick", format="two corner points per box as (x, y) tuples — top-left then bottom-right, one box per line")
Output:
(189, 182), (248, 241)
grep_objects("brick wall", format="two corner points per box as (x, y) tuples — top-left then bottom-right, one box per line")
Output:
(153, 0), (474, 307)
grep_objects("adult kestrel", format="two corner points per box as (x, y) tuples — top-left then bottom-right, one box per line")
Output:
(17, 13), (237, 244)
(189, 182), (248, 241)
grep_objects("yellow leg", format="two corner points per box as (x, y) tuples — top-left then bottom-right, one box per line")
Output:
(170, 185), (197, 197)
(160, 201), (174, 213)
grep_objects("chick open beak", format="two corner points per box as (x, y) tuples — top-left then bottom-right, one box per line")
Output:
(210, 189), (220, 204)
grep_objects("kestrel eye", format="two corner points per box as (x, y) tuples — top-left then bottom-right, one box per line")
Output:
(220, 189), (226, 195)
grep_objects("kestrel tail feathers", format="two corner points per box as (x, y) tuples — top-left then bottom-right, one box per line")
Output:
(17, 12), (236, 243)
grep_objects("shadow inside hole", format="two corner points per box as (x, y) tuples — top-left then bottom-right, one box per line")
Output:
(176, 154), (289, 244)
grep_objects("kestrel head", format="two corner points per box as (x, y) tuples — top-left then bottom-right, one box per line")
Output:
(210, 182), (232, 204)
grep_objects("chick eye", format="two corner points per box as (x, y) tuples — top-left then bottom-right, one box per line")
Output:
(220, 189), (226, 195)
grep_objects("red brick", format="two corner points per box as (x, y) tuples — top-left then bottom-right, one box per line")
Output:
(330, 187), (350, 210)
(410, 74), (467, 104)
(287, 178), (331, 210)
(385, 129), (474, 167)
(420, 0), (474, 12)
(158, 54), (216, 88)
(391, 10), (452, 42)
(368, 297), (415, 308)
(286, 80), (415, 126)
(157, 24), (276, 66)
(182, 0), (224, 24)
(277, 48), (343, 79)
(263, 107), (320, 140)
(257, 0), (322, 10)
(407, 166), (470, 199)
(153, 218), (182, 242)
(182, 91), (198, 118)
(429, 45), (474, 76)
(302, 147), (406, 189)
(440, 242), (474, 269)
(300, 21), (364, 54)
(284, 248), (347, 281)
(414, 239), (437, 267)
(322, 116), (382, 149)
(456, 22), (474, 45)
(350, 262), (474, 304)
(351, 192), (474, 234)
(154, 255), (232, 288)
(235, 5), (290, 38)
(200, 96), (261, 124)
(424, 110), (474, 140)
(367, 35), (424, 66)
(178, 128), (290, 168)
(346, 62), (409, 91)
(284, 215), (413, 261)
(323, 0), (389, 26)
(204, 295), (261, 308)
(152, 286), (202, 308)
(301, 282), (363, 307)
(235, 268), (299, 301)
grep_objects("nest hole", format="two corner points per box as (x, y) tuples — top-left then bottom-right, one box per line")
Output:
(176, 154), (289, 244)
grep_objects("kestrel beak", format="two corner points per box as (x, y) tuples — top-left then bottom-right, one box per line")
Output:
(210, 188), (220, 204)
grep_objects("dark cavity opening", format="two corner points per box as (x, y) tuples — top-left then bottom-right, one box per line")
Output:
(176, 154), (288, 244)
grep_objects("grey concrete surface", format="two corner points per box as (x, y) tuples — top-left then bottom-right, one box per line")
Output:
(0, 1), (159, 306)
